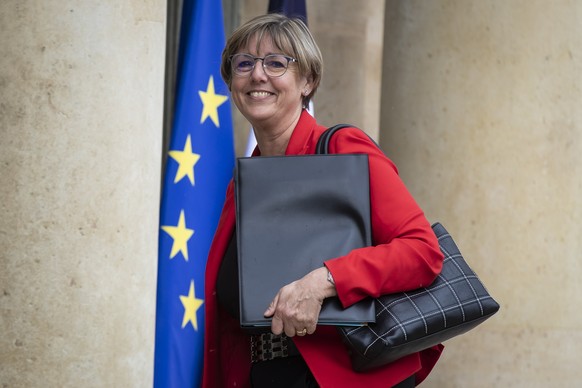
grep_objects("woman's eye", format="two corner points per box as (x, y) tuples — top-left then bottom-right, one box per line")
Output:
(237, 60), (254, 68)
(266, 59), (285, 68)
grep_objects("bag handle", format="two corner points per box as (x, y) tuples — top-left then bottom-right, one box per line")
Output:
(316, 124), (381, 155)
(315, 124), (354, 154)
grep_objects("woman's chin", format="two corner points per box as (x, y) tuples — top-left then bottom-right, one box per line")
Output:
(242, 108), (275, 125)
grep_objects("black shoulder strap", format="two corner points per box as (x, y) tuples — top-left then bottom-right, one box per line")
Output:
(316, 124), (382, 155)
(315, 124), (355, 154)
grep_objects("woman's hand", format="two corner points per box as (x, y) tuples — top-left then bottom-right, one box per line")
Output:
(263, 267), (337, 337)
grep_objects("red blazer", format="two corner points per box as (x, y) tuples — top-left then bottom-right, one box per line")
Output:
(202, 111), (444, 388)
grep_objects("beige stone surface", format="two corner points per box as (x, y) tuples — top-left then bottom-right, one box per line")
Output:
(0, 1), (165, 387)
(308, 0), (385, 139)
(381, 1), (582, 386)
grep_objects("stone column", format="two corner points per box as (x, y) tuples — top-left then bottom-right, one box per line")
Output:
(0, 2), (165, 386)
(381, 1), (582, 386)
(308, 0), (386, 140)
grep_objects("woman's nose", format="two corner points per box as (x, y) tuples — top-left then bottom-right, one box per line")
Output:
(249, 60), (268, 81)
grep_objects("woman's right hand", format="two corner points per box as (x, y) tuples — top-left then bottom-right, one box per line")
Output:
(263, 267), (336, 337)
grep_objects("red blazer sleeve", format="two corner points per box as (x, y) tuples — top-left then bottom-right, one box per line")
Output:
(323, 127), (444, 307)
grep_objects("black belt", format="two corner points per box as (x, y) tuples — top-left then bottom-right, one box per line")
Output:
(250, 333), (301, 363)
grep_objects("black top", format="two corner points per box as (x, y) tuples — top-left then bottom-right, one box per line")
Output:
(216, 232), (240, 320)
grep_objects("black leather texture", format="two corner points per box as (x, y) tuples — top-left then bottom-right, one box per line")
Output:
(339, 222), (500, 371)
(235, 154), (376, 329)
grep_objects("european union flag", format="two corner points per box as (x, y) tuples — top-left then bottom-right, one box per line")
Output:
(154, 0), (234, 387)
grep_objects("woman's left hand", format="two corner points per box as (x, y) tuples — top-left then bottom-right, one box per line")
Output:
(264, 267), (337, 337)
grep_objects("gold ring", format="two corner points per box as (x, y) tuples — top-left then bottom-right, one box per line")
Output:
(297, 328), (307, 336)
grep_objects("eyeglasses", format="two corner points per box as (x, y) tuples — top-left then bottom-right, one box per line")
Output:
(230, 53), (297, 77)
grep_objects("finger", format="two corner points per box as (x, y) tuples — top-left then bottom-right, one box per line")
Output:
(264, 293), (279, 318)
(284, 323), (297, 337)
(270, 315), (284, 335)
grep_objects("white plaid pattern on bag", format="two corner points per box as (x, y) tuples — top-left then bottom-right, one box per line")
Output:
(338, 222), (500, 372)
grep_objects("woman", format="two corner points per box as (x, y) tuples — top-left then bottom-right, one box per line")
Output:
(203, 14), (444, 388)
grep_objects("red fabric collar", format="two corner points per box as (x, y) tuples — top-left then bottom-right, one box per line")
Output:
(250, 109), (321, 157)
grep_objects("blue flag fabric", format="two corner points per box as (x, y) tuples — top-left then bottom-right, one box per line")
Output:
(154, 0), (234, 387)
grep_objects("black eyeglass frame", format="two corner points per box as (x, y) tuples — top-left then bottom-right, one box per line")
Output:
(229, 53), (298, 78)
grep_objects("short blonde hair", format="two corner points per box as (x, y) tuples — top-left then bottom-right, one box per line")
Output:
(221, 13), (323, 107)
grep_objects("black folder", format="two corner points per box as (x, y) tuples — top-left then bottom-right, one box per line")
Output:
(235, 154), (376, 328)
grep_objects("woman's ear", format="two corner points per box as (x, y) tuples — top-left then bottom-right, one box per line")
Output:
(303, 75), (314, 96)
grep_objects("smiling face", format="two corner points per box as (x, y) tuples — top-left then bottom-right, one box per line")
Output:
(230, 34), (312, 134)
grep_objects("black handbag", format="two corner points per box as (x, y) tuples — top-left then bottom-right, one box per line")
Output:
(317, 124), (500, 372)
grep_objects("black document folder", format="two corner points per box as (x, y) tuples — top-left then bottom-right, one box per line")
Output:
(235, 154), (376, 328)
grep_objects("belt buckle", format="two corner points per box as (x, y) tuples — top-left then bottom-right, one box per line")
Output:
(251, 333), (289, 363)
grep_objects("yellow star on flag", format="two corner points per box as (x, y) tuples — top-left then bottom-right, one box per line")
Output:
(160, 210), (194, 261)
(199, 75), (228, 127)
(180, 280), (204, 330)
(168, 135), (200, 185)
